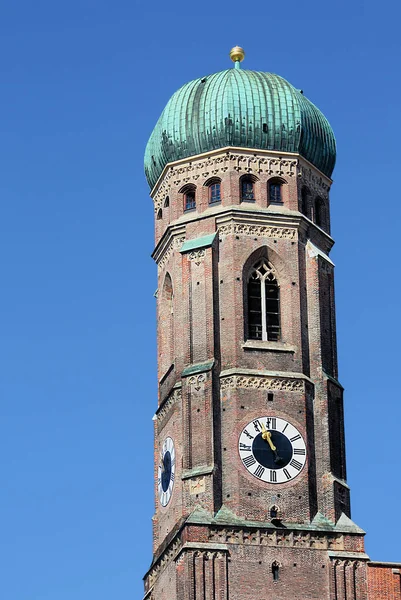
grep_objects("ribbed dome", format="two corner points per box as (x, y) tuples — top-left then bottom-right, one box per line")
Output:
(144, 68), (336, 189)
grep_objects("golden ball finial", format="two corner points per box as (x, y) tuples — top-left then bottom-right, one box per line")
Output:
(229, 46), (245, 63)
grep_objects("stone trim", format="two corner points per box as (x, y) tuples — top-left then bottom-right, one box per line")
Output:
(242, 340), (296, 353)
(218, 221), (297, 241)
(182, 465), (215, 480)
(154, 231), (186, 273)
(220, 373), (304, 392)
(155, 387), (182, 422)
(209, 527), (345, 550)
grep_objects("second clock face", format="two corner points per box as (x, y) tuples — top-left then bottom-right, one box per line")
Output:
(238, 417), (306, 484)
(158, 436), (176, 507)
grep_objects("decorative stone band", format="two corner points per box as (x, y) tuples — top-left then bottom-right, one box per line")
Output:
(220, 374), (304, 392)
(152, 149), (301, 211)
(155, 387), (182, 423)
(209, 527), (345, 550)
(156, 234), (186, 272)
(218, 221), (296, 241)
(145, 539), (228, 591)
(145, 538), (182, 589)
(187, 249), (206, 266)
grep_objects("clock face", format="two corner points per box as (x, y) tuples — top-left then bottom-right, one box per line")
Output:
(238, 417), (306, 484)
(158, 436), (176, 507)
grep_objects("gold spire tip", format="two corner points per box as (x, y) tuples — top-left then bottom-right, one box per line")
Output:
(229, 46), (245, 63)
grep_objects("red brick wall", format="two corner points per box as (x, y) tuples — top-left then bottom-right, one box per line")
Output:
(368, 563), (401, 599)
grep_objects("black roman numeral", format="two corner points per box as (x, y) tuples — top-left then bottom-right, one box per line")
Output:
(239, 443), (252, 451)
(283, 468), (291, 480)
(290, 434), (301, 442)
(290, 459), (303, 471)
(282, 423), (288, 433)
(266, 417), (276, 430)
(254, 465), (265, 479)
(170, 473), (175, 482)
(293, 448), (306, 455)
(270, 470), (277, 483)
(243, 429), (254, 440)
(243, 455), (256, 468)
(253, 419), (261, 431)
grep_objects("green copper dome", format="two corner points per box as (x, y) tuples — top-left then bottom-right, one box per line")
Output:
(144, 68), (336, 189)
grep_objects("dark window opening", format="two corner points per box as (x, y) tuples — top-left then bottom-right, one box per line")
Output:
(156, 208), (162, 220)
(184, 191), (196, 211)
(269, 182), (282, 204)
(263, 123), (268, 133)
(301, 187), (309, 215)
(164, 196), (170, 208)
(270, 506), (278, 519)
(272, 562), (280, 581)
(247, 261), (280, 341)
(315, 198), (324, 227)
(241, 178), (255, 202)
(209, 182), (221, 204)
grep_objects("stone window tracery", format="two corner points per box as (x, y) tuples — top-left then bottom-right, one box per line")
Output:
(247, 260), (280, 341)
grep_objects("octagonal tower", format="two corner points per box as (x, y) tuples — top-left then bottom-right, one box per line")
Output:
(141, 49), (394, 600)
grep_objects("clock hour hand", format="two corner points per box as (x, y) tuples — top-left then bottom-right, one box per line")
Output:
(261, 422), (283, 464)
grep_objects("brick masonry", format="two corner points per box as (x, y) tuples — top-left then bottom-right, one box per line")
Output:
(143, 147), (401, 599)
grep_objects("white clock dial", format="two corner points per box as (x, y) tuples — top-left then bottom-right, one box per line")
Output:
(238, 417), (306, 484)
(158, 436), (176, 507)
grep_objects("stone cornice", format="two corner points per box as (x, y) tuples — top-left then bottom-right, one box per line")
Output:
(150, 146), (333, 200)
(220, 369), (309, 392)
(153, 208), (334, 272)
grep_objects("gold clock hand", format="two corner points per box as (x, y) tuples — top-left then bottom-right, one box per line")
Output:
(261, 422), (277, 451)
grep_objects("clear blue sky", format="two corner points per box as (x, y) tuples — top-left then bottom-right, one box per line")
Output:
(1, 2), (400, 599)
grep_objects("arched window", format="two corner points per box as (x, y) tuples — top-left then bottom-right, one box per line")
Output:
(205, 177), (221, 204)
(240, 176), (256, 202)
(268, 180), (283, 204)
(180, 184), (196, 212)
(156, 208), (162, 220)
(314, 197), (324, 228)
(272, 561), (280, 581)
(164, 196), (170, 208)
(270, 505), (279, 519)
(247, 260), (280, 341)
(301, 186), (309, 216)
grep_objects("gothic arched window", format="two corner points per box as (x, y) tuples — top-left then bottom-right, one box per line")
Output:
(247, 260), (280, 341)
(240, 176), (256, 202)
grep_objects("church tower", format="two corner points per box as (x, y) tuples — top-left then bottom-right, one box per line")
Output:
(142, 48), (400, 599)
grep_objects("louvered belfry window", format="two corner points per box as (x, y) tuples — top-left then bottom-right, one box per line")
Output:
(247, 260), (280, 341)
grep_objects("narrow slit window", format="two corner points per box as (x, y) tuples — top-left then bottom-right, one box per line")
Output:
(247, 260), (280, 341)
(315, 198), (324, 227)
(272, 562), (280, 581)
